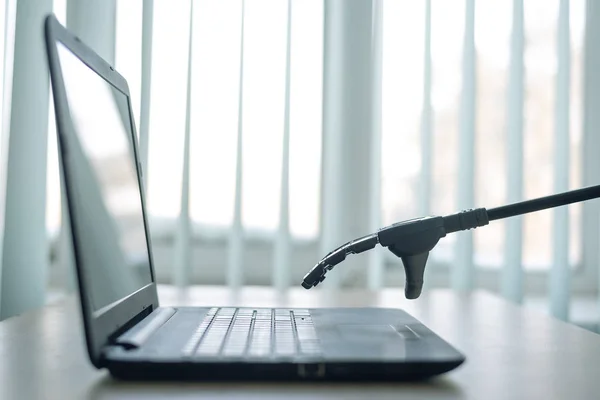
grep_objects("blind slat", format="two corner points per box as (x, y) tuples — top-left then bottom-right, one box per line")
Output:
(502, 0), (525, 303)
(550, 0), (571, 321)
(173, 0), (194, 288)
(0, 0), (17, 311)
(319, 0), (342, 289)
(138, 0), (153, 186)
(452, 0), (476, 291)
(228, 0), (246, 289)
(419, 0), (434, 290)
(418, 0), (433, 217)
(320, 0), (379, 289)
(582, 0), (600, 324)
(1, 0), (54, 319)
(273, 0), (292, 291)
(367, 0), (383, 290)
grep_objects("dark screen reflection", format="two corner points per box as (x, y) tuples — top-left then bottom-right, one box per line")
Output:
(57, 42), (152, 312)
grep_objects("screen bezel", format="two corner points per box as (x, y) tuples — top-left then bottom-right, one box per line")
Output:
(44, 14), (159, 367)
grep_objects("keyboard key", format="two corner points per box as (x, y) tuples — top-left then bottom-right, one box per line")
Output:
(181, 309), (219, 356)
(182, 308), (321, 359)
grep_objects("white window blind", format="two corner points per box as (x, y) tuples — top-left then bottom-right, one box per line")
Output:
(0, 0), (595, 321)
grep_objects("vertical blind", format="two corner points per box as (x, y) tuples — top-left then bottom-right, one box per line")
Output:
(0, 0), (598, 323)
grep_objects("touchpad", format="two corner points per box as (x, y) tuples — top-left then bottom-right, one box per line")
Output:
(337, 324), (401, 342)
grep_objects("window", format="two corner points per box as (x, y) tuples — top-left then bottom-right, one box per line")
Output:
(46, 0), (588, 287)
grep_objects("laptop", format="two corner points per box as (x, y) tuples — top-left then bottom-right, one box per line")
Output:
(44, 14), (464, 380)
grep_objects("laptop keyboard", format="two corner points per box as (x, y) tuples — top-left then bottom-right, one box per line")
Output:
(182, 308), (322, 358)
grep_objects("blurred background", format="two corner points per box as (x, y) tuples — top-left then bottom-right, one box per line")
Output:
(2, 0), (600, 331)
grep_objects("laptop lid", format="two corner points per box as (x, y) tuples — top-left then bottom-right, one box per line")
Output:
(44, 15), (159, 367)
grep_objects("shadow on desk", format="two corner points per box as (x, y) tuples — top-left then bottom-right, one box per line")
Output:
(87, 374), (463, 399)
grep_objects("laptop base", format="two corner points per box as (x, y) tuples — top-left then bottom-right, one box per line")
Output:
(105, 359), (463, 381)
(102, 307), (465, 381)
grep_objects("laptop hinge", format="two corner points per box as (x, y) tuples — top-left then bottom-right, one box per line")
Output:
(113, 307), (176, 349)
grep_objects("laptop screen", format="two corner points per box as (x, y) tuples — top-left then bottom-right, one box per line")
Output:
(57, 43), (153, 312)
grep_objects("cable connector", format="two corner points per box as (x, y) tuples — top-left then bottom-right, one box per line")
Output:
(442, 208), (489, 234)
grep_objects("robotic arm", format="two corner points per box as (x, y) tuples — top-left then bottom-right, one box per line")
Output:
(301, 184), (600, 299)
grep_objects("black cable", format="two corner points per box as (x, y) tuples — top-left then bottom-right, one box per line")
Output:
(487, 184), (600, 221)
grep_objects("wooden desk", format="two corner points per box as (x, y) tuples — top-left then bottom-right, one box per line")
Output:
(1, 286), (600, 399)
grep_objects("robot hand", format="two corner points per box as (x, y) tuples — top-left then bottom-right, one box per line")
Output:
(302, 184), (600, 299)
(301, 210), (489, 299)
